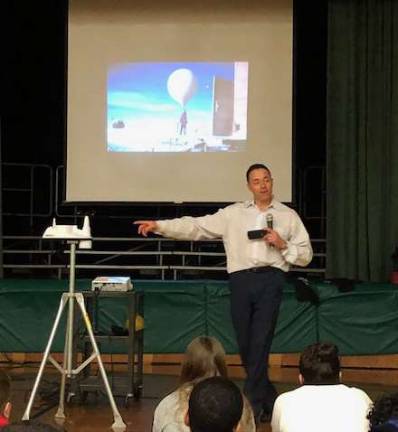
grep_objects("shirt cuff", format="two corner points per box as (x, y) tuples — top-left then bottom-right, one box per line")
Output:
(281, 242), (298, 264)
(154, 220), (166, 235)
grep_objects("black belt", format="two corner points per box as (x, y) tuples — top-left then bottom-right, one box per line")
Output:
(232, 266), (283, 275)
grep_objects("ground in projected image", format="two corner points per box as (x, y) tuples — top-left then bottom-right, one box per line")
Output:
(107, 62), (248, 152)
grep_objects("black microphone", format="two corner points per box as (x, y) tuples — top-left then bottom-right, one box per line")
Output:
(266, 214), (274, 247)
(266, 214), (273, 230)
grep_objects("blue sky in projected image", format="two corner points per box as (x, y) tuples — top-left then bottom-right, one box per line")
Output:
(107, 62), (234, 119)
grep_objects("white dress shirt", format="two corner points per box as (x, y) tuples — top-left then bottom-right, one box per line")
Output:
(271, 384), (372, 432)
(156, 199), (313, 273)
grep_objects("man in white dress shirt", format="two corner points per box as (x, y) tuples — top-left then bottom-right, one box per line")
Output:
(135, 163), (313, 421)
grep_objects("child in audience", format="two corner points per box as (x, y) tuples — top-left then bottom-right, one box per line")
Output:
(186, 377), (243, 432)
(368, 392), (398, 432)
(152, 336), (255, 432)
(271, 342), (372, 432)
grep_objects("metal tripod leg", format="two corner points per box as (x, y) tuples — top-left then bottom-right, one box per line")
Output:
(22, 293), (69, 421)
(75, 293), (126, 430)
(55, 240), (76, 420)
(55, 304), (69, 420)
(56, 288), (76, 419)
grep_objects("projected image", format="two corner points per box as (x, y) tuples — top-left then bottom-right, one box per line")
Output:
(107, 62), (248, 152)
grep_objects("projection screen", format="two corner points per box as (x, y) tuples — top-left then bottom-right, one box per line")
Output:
(66, 0), (293, 203)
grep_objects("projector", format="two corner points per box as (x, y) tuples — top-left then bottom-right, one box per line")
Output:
(91, 276), (133, 292)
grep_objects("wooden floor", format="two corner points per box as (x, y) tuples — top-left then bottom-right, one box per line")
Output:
(4, 363), (398, 432)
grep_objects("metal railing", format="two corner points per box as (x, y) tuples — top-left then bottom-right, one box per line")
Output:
(0, 163), (327, 279)
(2, 235), (326, 280)
(2, 163), (53, 223)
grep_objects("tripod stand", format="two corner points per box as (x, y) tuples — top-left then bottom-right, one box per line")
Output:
(22, 240), (126, 431)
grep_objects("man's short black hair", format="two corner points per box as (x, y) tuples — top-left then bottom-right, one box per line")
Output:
(246, 164), (270, 182)
(188, 377), (243, 432)
(299, 342), (340, 384)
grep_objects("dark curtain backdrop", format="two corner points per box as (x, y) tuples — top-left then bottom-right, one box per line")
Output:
(327, 0), (398, 282)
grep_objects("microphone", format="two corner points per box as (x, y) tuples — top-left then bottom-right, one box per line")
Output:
(266, 214), (273, 230)
(266, 214), (274, 248)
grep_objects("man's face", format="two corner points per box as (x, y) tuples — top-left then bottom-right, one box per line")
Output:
(247, 168), (273, 203)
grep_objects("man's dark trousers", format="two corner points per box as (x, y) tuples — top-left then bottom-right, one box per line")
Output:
(229, 267), (285, 417)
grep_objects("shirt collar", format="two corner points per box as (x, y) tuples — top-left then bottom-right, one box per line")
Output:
(244, 198), (277, 210)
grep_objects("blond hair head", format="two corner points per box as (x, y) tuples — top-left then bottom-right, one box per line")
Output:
(180, 336), (228, 385)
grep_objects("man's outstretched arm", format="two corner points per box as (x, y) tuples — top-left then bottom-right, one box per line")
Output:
(134, 209), (227, 241)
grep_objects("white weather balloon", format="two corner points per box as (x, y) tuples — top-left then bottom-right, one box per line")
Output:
(167, 68), (198, 107)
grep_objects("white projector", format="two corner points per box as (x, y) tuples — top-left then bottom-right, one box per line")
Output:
(91, 276), (133, 292)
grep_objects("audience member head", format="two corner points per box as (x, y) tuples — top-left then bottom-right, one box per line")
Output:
(180, 336), (228, 385)
(0, 370), (11, 423)
(368, 392), (398, 432)
(299, 342), (340, 385)
(186, 377), (243, 432)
